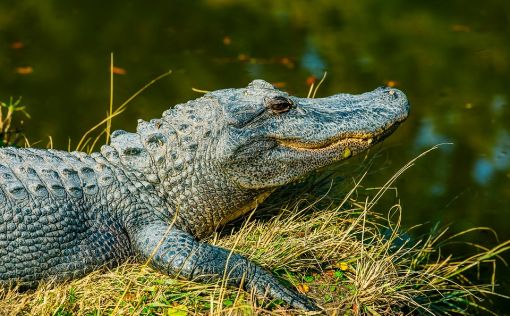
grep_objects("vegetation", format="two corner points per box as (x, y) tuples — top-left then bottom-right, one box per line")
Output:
(0, 96), (30, 147)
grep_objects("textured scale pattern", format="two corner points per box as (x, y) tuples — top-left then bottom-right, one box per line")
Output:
(0, 80), (409, 311)
(0, 147), (133, 288)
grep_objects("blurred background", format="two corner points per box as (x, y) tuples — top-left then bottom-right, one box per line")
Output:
(1, 0), (509, 311)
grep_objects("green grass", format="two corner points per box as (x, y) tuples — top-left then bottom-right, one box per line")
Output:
(0, 96), (30, 147)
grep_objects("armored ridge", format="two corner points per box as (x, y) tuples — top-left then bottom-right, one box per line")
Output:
(0, 80), (409, 310)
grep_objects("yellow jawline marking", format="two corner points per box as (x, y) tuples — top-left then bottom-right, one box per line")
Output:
(278, 134), (375, 151)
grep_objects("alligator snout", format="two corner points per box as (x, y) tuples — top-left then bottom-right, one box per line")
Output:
(372, 86), (410, 122)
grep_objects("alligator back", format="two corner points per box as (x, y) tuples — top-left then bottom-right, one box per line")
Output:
(0, 147), (132, 288)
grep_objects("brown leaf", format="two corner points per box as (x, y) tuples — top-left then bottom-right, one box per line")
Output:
(386, 80), (398, 87)
(306, 76), (317, 86)
(296, 283), (310, 293)
(11, 41), (24, 49)
(280, 57), (295, 68)
(272, 82), (286, 88)
(223, 36), (232, 45)
(112, 66), (127, 75)
(15, 66), (33, 75)
(238, 53), (249, 61)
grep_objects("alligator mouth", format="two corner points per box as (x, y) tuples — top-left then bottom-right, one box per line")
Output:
(278, 135), (372, 151)
(277, 122), (401, 152)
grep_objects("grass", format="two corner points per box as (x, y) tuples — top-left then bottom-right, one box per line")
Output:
(73, 68), (172, 154)
(0, 96), (30, 147)
(1, 156), (509, 315)
(1, 68), (509, 315)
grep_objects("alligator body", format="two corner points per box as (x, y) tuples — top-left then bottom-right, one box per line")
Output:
(0, 80), (409, 310)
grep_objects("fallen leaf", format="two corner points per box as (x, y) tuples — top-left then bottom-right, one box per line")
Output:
(124, 293), (135, 301)
(272, 82), (286, 88)
(223, 36), (232, 45)
(386, 80), (398, 87)
(15, 66), (33, 75)
(352, 303), (359, 314)
(238, 53), (249, 61)
(112, 66), (127, 75)
(11, 41), (24, 49)
(306, 76), (317, 86)
(280, 57), (295, 68)
(296, 283), (310, 293)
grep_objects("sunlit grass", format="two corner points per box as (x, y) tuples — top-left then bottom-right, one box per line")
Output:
(307, 71), (327, 99)
(72, 55), (172, 154)
(0, 96), (30, 147)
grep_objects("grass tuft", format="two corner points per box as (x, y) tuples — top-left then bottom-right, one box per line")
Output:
(0, 96), (30, 147)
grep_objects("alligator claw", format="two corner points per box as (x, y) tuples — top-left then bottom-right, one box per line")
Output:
(282, 288), (321, 312)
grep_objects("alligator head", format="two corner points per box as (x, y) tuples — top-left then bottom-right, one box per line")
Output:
(216, 80), (409, 189)
(105, 79), (409, 237)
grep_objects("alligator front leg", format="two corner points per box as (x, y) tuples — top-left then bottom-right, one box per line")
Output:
(132, 222), (319, 311)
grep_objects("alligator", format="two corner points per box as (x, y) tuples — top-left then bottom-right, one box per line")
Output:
(0, 80), (409, 311)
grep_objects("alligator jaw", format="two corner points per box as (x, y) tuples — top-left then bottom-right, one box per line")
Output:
(277, 137), (371, 154)
(276, 122), (401, 153)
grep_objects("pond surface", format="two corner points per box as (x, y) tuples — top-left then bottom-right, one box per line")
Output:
(1, 0), (509, 306)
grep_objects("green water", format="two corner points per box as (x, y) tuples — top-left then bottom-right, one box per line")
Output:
(1, 0), (509, 308)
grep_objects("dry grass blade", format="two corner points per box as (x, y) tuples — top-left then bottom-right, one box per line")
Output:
(75, 68), (172, 153)
(105, 53), (115, 145)
(306, 71), (327, 99)
(312, 72), (327, 99)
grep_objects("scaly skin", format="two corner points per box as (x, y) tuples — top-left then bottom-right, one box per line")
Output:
(0, 80), (409, 311)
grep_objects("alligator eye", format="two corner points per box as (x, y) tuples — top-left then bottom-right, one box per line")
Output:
(266, 96), (293, 114)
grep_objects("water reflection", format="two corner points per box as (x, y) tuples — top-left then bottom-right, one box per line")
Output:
(474, 158), (495, 185)
(414, 119), (450, 147)
(473, 129), (510, 185)
(491, 94), (507, 113)
(301, 43), (326, 76)
(493, 131), (510, 168)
